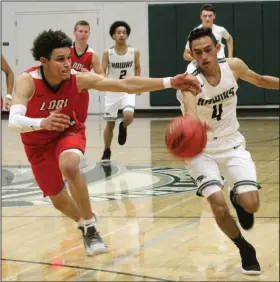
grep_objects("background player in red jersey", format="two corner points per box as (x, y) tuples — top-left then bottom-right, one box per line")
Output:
(8, 29), (201, 257)
(70, 20), (104, 124)
(1, 54), (14, 110)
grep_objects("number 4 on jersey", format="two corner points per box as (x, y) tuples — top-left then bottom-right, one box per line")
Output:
(119, 70), (127, 79)
(212, 104), (223, 121)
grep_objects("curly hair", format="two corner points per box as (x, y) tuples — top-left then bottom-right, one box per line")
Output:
(109, 21), (131, 38)
(31, 29), (72, 61)
(188, 28), (218, 50)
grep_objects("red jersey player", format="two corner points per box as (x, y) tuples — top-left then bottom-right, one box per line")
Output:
(8, 29), (201, 256)
(70, 20), (104, 123)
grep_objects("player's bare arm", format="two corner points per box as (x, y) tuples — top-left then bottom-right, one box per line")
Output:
(134, 49), (141, 76)
(1, 55), (15, 109)
(228, 58), (279, 89)
(8, 73), (70, 133)
(134, 48), (141, 95)
(181, 91), (197, 118)
(91, 52), (105, 76)
(101, 50), (109, 76)
(76, 72), (201, 94)
(226, 35), (234, 58)
(183, 48), (194, 62)
(181, 90), (211, 129)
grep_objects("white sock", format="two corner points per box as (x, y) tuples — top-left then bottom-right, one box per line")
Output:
(84, 216), (96, 227)
(77, 218), (84, 228)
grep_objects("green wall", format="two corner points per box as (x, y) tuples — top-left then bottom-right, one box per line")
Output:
(148, 1), (279, 106)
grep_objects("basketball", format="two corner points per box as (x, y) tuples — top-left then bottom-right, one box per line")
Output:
(165, 116), (207, 159)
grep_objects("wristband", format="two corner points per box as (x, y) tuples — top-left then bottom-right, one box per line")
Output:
(163, 77), (172, 88)
(6, 94), (12, 100)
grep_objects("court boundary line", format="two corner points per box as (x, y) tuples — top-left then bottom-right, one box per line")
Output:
(2, 215), (279, 219)
(1, 258), (175, 282)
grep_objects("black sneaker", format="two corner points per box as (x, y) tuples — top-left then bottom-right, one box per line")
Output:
(230, 190), (254, 230)
(101, 148), (111, 162)
(118, 121), (127, 145)
(240, 243), (261, 275)
(101, 163), (112, 177)
(83, 225), (108, 256)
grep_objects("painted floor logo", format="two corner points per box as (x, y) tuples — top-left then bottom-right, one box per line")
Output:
(2, 162), (198, 207)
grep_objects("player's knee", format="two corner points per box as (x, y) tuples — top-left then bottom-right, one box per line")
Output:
(123, 110), (134, 125)
(239, 191), (260, 213)
(208, 191), (231, 221)
(59, 153), (80, 180)
(235, 184), (260, 213)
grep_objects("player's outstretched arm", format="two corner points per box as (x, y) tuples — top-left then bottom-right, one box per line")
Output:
(229, 58), (279, 90)
(8, 73), (70, 133)
(76, 72), (201, 94)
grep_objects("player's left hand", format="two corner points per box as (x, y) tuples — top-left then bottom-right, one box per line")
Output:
(171, 73), (201, 94)
(5, 94), (12, 111)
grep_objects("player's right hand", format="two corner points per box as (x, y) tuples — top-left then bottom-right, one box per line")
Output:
(41, 107), (70, 131)
(171, 73), (201, 94)
(200, 120), (212, 131)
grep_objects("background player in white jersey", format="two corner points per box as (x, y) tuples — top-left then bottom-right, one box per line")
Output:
(183, 4), (234, 73)
(178, 28), (279, 275)
(101, 21), (141, 161)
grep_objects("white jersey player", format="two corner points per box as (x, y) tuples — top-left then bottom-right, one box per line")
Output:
(179, 28), (279, 275)
(183, 4), (233, 73)
(101, 21), (141, 162)
(177, 57), (239, 139)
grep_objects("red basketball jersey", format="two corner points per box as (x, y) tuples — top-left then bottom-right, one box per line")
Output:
(21, 66), (81, 146)
(70, 43), (95, 71)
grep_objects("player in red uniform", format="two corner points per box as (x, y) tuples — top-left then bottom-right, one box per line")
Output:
(1, 54), (14, 110)
(70, 20), (104, 123)
(8, 29), (201, 256)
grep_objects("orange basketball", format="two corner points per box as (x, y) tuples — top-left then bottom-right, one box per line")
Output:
(165, 116), (207, 159)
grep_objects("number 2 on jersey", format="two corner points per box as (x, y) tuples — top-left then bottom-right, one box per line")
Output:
(119, 70), (127, 79)
(212, 104), (223, 121)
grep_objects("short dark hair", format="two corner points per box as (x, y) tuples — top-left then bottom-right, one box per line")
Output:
(188, 28), (218, 50)
(109, 21), (131, 38)
(200, 4), (216, 15)
(31, 29), (72, 61)
(74, 20), (90, 31)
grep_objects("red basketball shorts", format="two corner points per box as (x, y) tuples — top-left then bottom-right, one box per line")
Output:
(24, 123), (86, 197)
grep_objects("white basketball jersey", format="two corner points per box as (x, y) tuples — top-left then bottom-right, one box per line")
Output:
(107, 46), (135, 80)
(178, 59), (239, 138)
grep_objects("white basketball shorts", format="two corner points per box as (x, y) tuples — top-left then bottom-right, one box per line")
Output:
(103, 92), (136, 121)
(187, 131), (261, 198)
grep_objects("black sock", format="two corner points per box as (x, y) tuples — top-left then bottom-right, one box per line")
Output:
(231, 232), (248, 249)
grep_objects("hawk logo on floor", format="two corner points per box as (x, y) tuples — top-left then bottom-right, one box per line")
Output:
(2, 163), (198, 207)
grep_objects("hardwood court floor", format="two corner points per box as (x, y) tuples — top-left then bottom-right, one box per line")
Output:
(2, 116), (279, 281)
